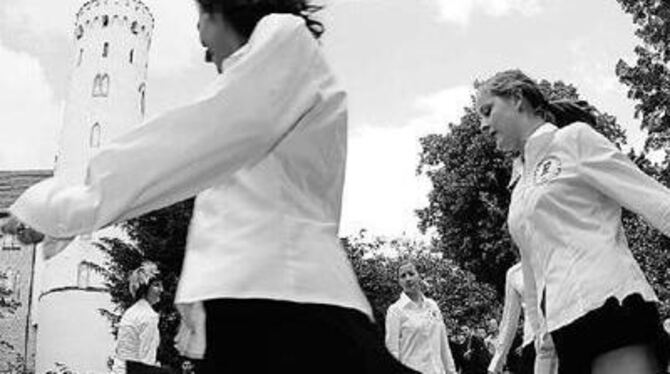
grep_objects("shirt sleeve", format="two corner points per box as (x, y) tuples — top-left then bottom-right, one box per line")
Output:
(521, 258), (541, 342)
(385, 305), (402, 360)
(488, 268), (522, 373)
(573, 122), (670, 237)
(10, 17), (322, 238)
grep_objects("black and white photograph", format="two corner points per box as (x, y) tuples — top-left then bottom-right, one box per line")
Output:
(0, 0), (669, 373)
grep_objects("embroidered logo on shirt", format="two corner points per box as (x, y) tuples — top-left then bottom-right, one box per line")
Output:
(534, 156), (562, 185)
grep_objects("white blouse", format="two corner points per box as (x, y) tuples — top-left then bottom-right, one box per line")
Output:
(111, 299), (160, 374)
(10, 15), (371, 319)
(385, 293), (457, 374)
(508, 122), (670, 334)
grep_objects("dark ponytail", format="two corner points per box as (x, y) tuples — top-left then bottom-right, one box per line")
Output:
(545, 99), (597, 128)
(478, 69), (598, 128)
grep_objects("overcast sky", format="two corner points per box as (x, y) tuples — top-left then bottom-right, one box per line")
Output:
(0, 0), (646, 237)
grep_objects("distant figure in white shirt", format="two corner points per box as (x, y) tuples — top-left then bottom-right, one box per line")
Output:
(476, 69), (670, 374)
(385, 261), (457, 374)
(488, 262), (557, 374)
(4, 1), (416, 373)
(112, 262), (166, 374)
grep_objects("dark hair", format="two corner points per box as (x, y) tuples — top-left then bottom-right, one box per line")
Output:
(477, 69), (597, 128)
(132, 277), (160, 302)
(196, 0), (325, 39)
(397, 259), (421, 277)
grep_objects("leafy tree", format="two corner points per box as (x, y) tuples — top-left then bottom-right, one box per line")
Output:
(343, 233), (500, 332)
(417, 80), (627, 295)
(615, 0), (670, 151)
(624, 150), (670, 317)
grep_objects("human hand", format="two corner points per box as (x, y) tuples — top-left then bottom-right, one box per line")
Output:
(1, 214), (45, 244)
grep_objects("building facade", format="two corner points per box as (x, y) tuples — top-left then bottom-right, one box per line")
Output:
(0, 170), (52, 374)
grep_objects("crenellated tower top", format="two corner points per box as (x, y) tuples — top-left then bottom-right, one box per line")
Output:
(74, 0), (154, 44)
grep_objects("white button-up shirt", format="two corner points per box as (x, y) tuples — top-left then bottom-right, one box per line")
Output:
(111, 299), (160, 374)
(10, 15), (371, 317)
(385, 293), (457, 374)
(508, 122), (670, 334)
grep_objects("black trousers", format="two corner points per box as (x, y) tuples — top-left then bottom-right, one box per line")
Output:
(201, 298), (418, 374)
(126, 361), (174, 374)
(551, 294), (669, 374)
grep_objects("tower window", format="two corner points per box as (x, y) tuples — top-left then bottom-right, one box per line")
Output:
(102, 15), (109, 27)
(77, 48), (84, 66)
(138, 83), (146, 116)
(92, 73), (110, 97)
(103, 42), (109, 58)
(131, 21), (139, 35)
(90, 123), (101, 148)
(77, 262), (91, 289)
(75, 25), (84, 40)
(129, 49), (134, 64)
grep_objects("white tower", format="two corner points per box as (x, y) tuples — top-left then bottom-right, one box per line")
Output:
(35, 1), (154, 373)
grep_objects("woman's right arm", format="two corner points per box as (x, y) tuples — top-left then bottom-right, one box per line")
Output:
(488, 267), (522, 373)
(385, 305), (402, 360)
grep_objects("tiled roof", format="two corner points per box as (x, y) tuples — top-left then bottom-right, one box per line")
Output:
(0, 170), (53, 210)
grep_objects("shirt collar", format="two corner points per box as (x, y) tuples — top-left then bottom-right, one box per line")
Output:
(523, 122), (557, 165)
(399, 292), (425, 308)
(219, 43), (250, 73)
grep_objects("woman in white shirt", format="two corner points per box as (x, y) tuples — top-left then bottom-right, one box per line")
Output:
(112, 262), (165, 374)
(6, 1), (415, 373)
(386, 261), (457, 374)
(475, 69), (670, 374)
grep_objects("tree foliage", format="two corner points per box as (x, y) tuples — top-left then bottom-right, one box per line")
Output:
(624, 150), (670, 316)
(615, 0), (670, 151)
(343, 233), (500, 332)
(417, 80), (627, 295)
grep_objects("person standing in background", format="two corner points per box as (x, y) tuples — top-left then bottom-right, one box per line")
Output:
(386, 261), (457, 374)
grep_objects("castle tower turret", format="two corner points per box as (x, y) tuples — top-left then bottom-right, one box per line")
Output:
(35, 1), (154, 373)
(57, 0), (153, 181)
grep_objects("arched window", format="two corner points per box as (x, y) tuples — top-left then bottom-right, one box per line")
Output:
(92, 73), (110, 97)
(103, 42), (109, 58)
(102, 15), (109, 27)
(129, 49), (134, 63)
(131, 21), (139, 35)
(90, 123), (101, 148)
(77, 48), (84, 66)
(77, 262), (90, 289)
(138, 83), (146, 116)
(75, 25), (84, 40)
